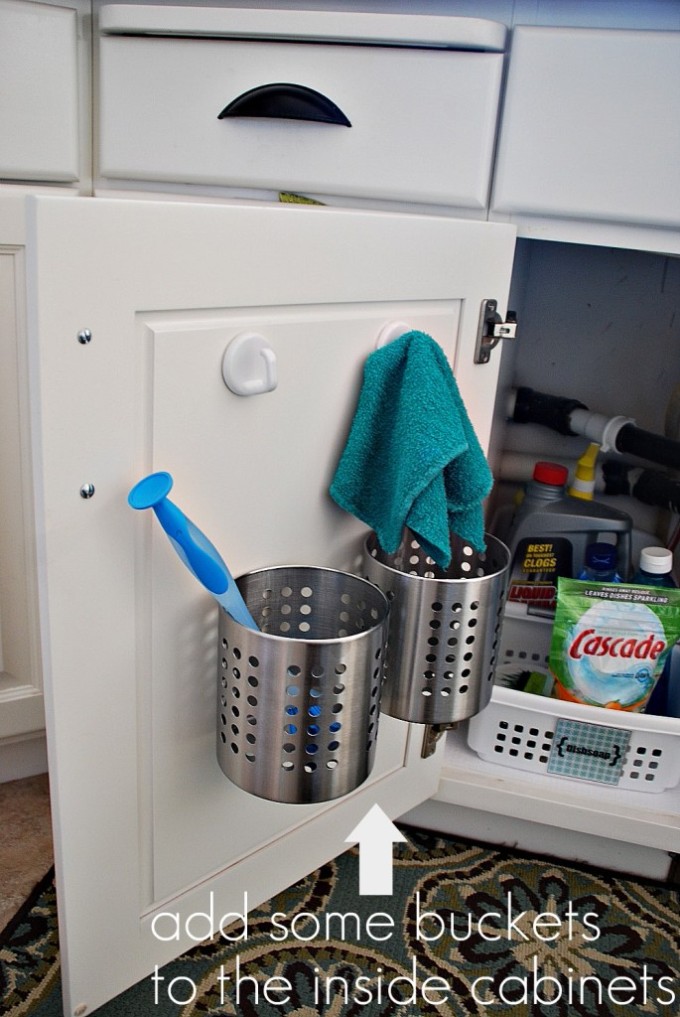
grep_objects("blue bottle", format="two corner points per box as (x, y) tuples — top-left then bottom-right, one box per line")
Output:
(578, 541), (621, 583)
(632, 546), (676, 588)
(632, 547), (677, 716)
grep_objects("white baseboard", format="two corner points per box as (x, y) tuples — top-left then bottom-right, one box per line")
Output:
(402, 799), (673, 883)
(0, 731), (48, 783)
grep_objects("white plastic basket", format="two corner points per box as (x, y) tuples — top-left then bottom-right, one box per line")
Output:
(469, 611), (680, 793)
(493, 612), (554, 693)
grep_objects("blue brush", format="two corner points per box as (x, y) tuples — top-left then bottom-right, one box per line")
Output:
(128, 472), (258, 630)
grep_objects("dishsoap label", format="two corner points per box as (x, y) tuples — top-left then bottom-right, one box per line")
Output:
(506, 537), (573, 615)
(548, 718), (630, 785)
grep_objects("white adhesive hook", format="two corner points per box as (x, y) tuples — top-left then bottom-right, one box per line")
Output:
(222, 332), (278, 396)
(375, 321), (412, 349)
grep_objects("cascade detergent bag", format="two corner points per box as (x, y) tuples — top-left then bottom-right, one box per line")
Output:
(549, 578), (680, 711)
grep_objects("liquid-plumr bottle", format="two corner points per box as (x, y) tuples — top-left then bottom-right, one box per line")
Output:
(505, 461), (632, 617)
(497, 461), (632, 690)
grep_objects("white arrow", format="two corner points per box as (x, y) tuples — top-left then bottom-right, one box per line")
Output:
(345, 804), (408, 896)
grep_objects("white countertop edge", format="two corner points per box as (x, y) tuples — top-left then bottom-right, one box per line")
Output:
(99, 4), (507, 51)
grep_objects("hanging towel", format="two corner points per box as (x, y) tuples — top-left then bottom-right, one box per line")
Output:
(329, 330), (493, 569)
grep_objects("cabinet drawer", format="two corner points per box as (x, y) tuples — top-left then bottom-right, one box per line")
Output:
(0, 1), (79, 183)
(98, 34), (503, 208)
(491, 26), (680, 231)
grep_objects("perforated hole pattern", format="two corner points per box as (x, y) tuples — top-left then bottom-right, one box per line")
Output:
(216, 566), (388, 804)
(501, 646), (550, 669)
(363, 530), (509, 724)
(490, 719), (667, 784)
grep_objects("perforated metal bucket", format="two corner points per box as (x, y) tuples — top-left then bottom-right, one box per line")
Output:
(363, 530), (509, 725)
(217, 566), (389, 804)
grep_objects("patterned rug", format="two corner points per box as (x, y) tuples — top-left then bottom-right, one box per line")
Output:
(2, 826), (678, 1016)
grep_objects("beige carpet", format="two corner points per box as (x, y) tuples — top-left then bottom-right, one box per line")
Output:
(0, 774), (53, 930)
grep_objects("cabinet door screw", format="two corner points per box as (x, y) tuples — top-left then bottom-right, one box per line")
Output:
(77, 329), (92, 345)
(79, 483), (95, 499)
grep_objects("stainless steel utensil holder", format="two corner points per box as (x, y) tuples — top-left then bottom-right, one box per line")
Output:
(363, 530), (509, 725)
(217, 566), (389, 804)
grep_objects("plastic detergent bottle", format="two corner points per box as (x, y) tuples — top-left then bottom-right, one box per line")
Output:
(578, 541), (622, 583)
(505, 461), (632, 615)
(633, 547), (677, 717)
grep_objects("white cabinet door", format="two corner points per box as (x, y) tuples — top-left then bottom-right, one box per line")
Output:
(25, 195), (515, 1016)
(0, 204), (44, 758)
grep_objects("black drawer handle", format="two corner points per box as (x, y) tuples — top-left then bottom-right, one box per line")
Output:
(218, 83), (351, 126)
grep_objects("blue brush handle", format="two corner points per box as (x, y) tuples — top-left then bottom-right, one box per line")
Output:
(128, 472), (259, 630)
(153, 497), (229, 595)
(162, 502), (259, 630)
(214, 585), (260, 630)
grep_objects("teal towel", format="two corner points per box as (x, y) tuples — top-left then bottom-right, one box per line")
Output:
(330, 330), (493, 569)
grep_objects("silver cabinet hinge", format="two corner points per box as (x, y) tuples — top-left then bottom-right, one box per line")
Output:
(474, 298), (518, 364)
(421, 723), (457, 759)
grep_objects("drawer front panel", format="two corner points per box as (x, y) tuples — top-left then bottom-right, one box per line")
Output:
(99, 36), (503, 208)
(491, 27), (680, 229)
(0, 1), (79, 182)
